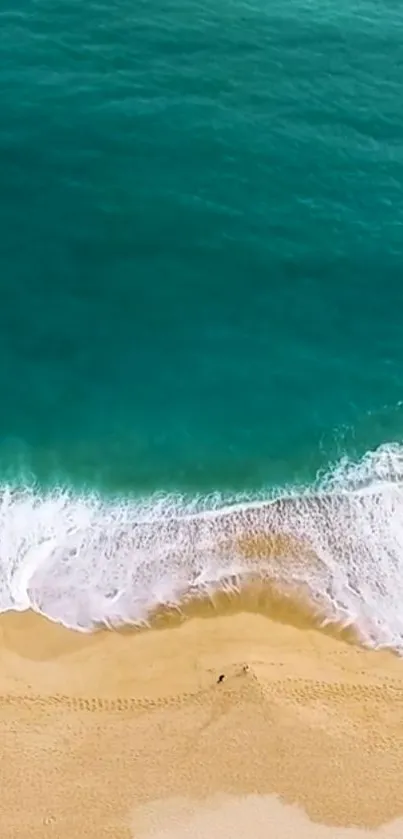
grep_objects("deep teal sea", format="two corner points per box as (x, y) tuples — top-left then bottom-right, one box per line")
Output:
(2, 0), (403, 643)
(2, 0), (403, 494)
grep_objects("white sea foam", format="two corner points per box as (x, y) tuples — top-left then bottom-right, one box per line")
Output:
(1, 443), (403, 651)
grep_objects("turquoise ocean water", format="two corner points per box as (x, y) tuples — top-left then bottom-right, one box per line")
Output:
(2, 0), (403, 647)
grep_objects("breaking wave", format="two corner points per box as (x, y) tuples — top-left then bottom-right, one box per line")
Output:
(2, 442), (403, 652)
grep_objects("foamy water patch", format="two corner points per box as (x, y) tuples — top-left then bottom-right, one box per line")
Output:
(1, 444), (403, 651)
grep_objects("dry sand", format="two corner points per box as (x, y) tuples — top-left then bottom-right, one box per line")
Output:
(1, 599), (403, 838)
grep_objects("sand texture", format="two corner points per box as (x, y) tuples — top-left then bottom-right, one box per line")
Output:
(1, 605), (403, 838)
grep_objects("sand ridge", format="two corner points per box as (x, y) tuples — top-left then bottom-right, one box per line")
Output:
(1, 609), (403, 837)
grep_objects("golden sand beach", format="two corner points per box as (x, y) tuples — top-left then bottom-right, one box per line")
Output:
(1, 597), (403, 838)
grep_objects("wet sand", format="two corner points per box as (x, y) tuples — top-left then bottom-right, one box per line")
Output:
(1, 602), (403, 838)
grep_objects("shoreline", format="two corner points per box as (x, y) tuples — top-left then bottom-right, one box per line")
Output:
(2, 484), (402, 650)
(2, 608), (403, 836)
(0, 574), (394, 652)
